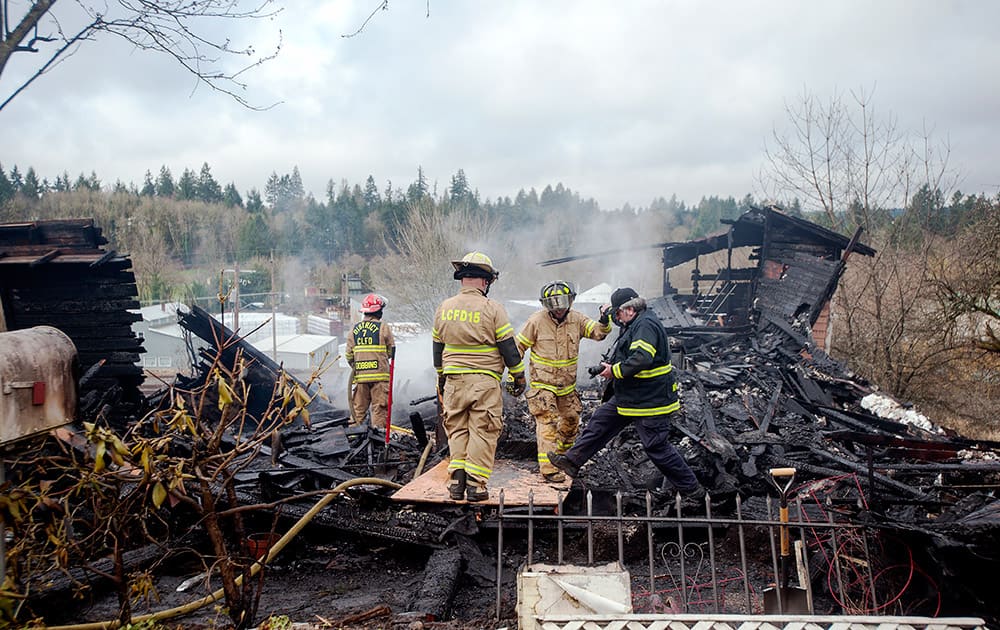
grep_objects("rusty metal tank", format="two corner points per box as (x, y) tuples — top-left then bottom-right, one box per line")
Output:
(0, 326), (78, 446)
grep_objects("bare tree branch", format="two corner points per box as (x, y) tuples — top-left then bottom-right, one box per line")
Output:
(0, 0), (283, 112)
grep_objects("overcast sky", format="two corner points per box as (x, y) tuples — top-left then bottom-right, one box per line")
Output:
(4, 1), (999, 210)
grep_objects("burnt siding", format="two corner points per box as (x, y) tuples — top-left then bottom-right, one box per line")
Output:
(755, 249), (840, 325)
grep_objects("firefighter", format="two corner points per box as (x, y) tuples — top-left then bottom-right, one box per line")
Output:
(514, 280), (612, 482)
(433, 251), (525, 502)
(548, 287), (703, 497)
(346, 293), (395, 431)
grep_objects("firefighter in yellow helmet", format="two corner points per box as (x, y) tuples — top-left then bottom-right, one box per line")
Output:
(433, 252), (525, 502)
(346, 293), (395, 430)
(513, 281), (612, 482)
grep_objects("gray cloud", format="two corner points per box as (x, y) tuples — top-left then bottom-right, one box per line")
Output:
(4, 0), (999, 207)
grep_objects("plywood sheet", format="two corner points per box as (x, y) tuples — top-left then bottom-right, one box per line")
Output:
(391, 458), (570, 506)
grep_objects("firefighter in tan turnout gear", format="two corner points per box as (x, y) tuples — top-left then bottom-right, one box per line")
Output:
(346, 293), (395, 431)
(515, 281), (612, 482)
(433, 252), (525, 502)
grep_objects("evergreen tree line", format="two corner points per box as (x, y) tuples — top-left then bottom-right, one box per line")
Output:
(1, 159), (994, 275)
(0, 161), (778, 266)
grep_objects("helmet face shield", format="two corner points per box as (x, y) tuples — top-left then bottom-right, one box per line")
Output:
(540, 293), (573, 312)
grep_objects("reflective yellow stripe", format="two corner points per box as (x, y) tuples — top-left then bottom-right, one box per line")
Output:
(444, 343), (499, 354)
(353, 345), (386, 352)
(442, 366), (502, 380)
(630, 339), (657, 357)
(508, 364), (525, 375)
(448, 458), (466, 471)
(496, 323), (513, 337)
(612, 363), (623, 379)
(537, 452), (550, 463)
(465, 462), (492, 479)
(584, 320), (596, 336)
(432, 328), (440, 341)
(354, 373), (389, 382)
(531, 381), (577, 396)
(557, 440), (574, 450)
(617, 401), (681, 416)
(516, 333), (534, 347)
(531, 353), (578, 368)
(435, 367), (443, 374)
(636, 364), (673, 378)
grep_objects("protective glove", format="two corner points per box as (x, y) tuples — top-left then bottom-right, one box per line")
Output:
(504, 373), (526, 397)
(437, 374), (447, 396)
(598, 303), (612, 326)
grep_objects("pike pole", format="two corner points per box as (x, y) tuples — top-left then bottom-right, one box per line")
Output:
(384, 357), (395, 461)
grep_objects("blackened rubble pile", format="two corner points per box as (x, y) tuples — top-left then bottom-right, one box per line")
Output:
(542, 206), (1000, 618)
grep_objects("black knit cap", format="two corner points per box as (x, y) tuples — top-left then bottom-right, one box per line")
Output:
(610, 287), (639, 310)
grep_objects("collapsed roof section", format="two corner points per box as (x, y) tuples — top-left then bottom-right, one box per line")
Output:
(654, 206), (875, 348)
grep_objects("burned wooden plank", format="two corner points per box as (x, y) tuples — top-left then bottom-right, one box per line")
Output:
(807, 446), (933, 502)
(29, 248), (62, 267)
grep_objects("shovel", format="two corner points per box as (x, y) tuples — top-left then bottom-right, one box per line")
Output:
(763, 467), (810, 614)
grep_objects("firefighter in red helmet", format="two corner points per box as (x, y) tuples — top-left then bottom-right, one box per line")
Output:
(346, 293), (395, 431)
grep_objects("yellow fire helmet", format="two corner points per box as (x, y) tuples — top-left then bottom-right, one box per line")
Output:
(540, 280), (575, 312)
(451, 251), (499, 281)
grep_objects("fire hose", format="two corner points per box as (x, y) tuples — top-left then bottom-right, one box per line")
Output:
(46, 476), (402, 630)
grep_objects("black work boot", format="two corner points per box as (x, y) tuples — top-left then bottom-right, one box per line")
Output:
(447, 470), (467, 500)
(673, 483), (708, 513)
(547, 452), (580, 478)
(465, 485), (489, 502)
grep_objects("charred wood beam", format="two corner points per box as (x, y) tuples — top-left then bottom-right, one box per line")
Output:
(807, 446), (933, 502)
(742, 383), (783, 477)
(690, 379), (738, 461)
(27, 537), (183, 610)
(811, 405), (931, 439)
(88, 250), (118, 268)
(409, 547), (462, 621)
(28, 248), (61, 267)
(823, 429), (964, 460)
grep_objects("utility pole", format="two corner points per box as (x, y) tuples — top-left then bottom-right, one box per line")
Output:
(271, 250), (277, 361)
(233, 261), (240, 333)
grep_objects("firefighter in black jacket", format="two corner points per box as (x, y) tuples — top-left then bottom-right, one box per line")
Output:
(548, 287), (703, 497)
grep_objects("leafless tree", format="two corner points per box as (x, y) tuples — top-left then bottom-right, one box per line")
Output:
(760, 86), (956, 232)
(369, 201), (505, 326)
(759, 87), (966, 416)
(0, 0), (282, 111)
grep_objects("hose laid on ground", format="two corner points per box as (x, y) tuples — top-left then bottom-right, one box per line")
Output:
(46, 477), (402, 630)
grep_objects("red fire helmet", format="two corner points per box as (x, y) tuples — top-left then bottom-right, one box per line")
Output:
(359, 293), (387, 313)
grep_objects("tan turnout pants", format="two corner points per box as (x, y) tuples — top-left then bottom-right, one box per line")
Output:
(527, 388), (582, 476)
(442, 373), (503, 491)
(351, 381), (389, 430)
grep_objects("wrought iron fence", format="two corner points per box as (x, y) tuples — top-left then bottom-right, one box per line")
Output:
(494, 488), (882, 620)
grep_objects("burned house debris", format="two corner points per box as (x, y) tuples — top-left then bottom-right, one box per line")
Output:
(0, 219), (146, 423)
(1, 214), (999, 628)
